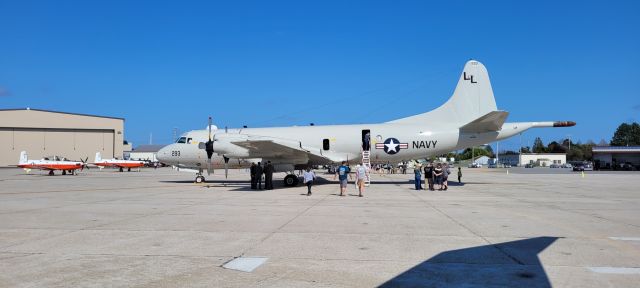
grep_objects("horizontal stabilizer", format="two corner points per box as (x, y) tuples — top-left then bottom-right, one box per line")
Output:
(460, 111), (509, 133)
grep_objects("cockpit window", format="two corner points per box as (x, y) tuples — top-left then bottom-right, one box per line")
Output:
(176, 137), (187, 144)
(187, 138), (192, 144)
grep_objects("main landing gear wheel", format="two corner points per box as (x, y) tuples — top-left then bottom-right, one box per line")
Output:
(195, 175), (205, 183)
(119, 167), (124, 172)
(62, 170), (67, 175)
(48, 170), (54, 176)
(284, 174), (299, 187)
(128, 168), (131, 172)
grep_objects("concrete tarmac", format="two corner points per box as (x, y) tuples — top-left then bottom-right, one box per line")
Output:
(0, 167), (639, 287)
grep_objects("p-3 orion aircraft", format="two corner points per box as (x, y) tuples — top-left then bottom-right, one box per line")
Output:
(157, 60), (575, 185)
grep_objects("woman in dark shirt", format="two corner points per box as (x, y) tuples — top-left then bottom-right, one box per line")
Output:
(434, 164), (443, 190)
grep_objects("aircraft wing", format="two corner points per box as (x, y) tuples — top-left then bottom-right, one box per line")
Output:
(459, 111), (509, 133)
(231, 139), (337, 164)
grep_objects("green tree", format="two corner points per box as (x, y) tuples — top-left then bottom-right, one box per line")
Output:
(610, 122), (640, 146)
(546, 141), (566, 153)
(533, 137), (546, 153)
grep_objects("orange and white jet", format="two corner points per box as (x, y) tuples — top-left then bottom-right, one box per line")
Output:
(93, 152), (145, 172)
(17, 151), (87, 176)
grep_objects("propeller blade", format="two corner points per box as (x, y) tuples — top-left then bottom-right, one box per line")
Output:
(206, 116), (214, 176)
(224, 156), (229, 179)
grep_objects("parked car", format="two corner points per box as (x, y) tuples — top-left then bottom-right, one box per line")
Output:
(468, 162), (482, 168)
(615, 162), (637, 171)
(502, 163), (512, 168)
(524, 163), (534, 168)
(561, 163), (573, 169)
(549, 164), (561, 168)
(488, 163), (497, 168)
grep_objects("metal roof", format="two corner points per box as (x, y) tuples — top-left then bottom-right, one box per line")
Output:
(0, 108), (125, 120)
(132, 145), (166, 153)
(592, 146), (640, 153)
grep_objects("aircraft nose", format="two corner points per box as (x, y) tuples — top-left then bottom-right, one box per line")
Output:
(156, 145), (172, 164)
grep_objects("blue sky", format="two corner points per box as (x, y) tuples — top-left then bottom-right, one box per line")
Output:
(1, 1), (638, 151)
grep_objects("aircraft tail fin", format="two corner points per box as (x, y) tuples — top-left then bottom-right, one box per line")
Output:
(19, 151), (28, 164)
(389, 60), (498, 125)
(95, 152), (102, 163)
(460, 111), (509, 133)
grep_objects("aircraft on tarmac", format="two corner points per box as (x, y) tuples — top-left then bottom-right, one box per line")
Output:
(17, 151), (88, 176)
(157, 60), (575, 185)
(93, 152), (145, 172)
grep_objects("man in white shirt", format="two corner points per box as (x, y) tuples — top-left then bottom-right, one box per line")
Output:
(303, 167), (316, 196)
(355, 163), (369, 197)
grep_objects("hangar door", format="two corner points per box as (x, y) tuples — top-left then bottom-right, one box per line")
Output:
(9, 128), (114, 162)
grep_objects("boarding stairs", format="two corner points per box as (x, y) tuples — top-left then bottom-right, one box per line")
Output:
(362, 150), (371, 186)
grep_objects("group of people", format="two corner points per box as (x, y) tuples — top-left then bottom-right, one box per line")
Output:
(414, 163), (461, 191)
(251, 160), (460, 194)
(303, 161), (369, 197)
(249, 161), (274, 190)
(372, 162), (408, 174)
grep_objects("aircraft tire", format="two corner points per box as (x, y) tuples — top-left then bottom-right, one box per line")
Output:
(62, 170), (66, 175)
(119, 167), (124, 172)
(195, 176), (205, 183)
(284, 174), (298, 187)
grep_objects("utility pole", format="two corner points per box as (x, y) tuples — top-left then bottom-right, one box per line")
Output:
(519, 133), (522, 167)
(472, 146), (475, 165)
(496, 141), (500, 166)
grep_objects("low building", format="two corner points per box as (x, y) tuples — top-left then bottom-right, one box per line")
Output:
(592, 146), (640, 170)
(128, 145), (165, 162)
(499, 153), (566, 167)
(0, 108), (124, 167)
(472, 156), (490, 165)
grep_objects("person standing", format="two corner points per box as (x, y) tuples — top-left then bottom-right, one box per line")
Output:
(303, 167), (315, 196)
(414, 165), (422, 190)
(250, 162), (257, 189)
(363, 132), (371, 151)
(424, 163), (434, 191)
(443, 164), (450, 191)
(333, 161), (352, 196)
(457, 167), (462, 184)
(255, 162), (264, 190)
(264, 161), (274, 190)
(355, 163), (369, 197)
(434, 164), (443, 191)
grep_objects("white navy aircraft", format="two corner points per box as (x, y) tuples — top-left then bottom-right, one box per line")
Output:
(157, 60), (575, 185)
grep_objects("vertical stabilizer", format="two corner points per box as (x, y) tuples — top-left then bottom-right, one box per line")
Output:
(388, 60), (498, 125)
(19, 151), (28, 164)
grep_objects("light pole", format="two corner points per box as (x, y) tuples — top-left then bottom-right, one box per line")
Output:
(566, 134), (571, 151)
(519, 133), (522, 167)
(496, 141), (500, 166)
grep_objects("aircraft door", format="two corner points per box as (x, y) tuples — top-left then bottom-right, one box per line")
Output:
(362, 129), (370, 151)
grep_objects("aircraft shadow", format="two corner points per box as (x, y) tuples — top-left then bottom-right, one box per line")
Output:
(379, 236), (558, 288)
(159, 177), (475, 188)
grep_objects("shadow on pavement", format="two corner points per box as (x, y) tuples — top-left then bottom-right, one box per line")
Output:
(379, 236), (558, 288)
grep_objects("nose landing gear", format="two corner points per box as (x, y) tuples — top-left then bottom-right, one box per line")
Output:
(195, 169), (206, 183)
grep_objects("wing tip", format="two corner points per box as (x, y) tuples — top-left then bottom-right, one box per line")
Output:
(553, 121), (576, 127)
